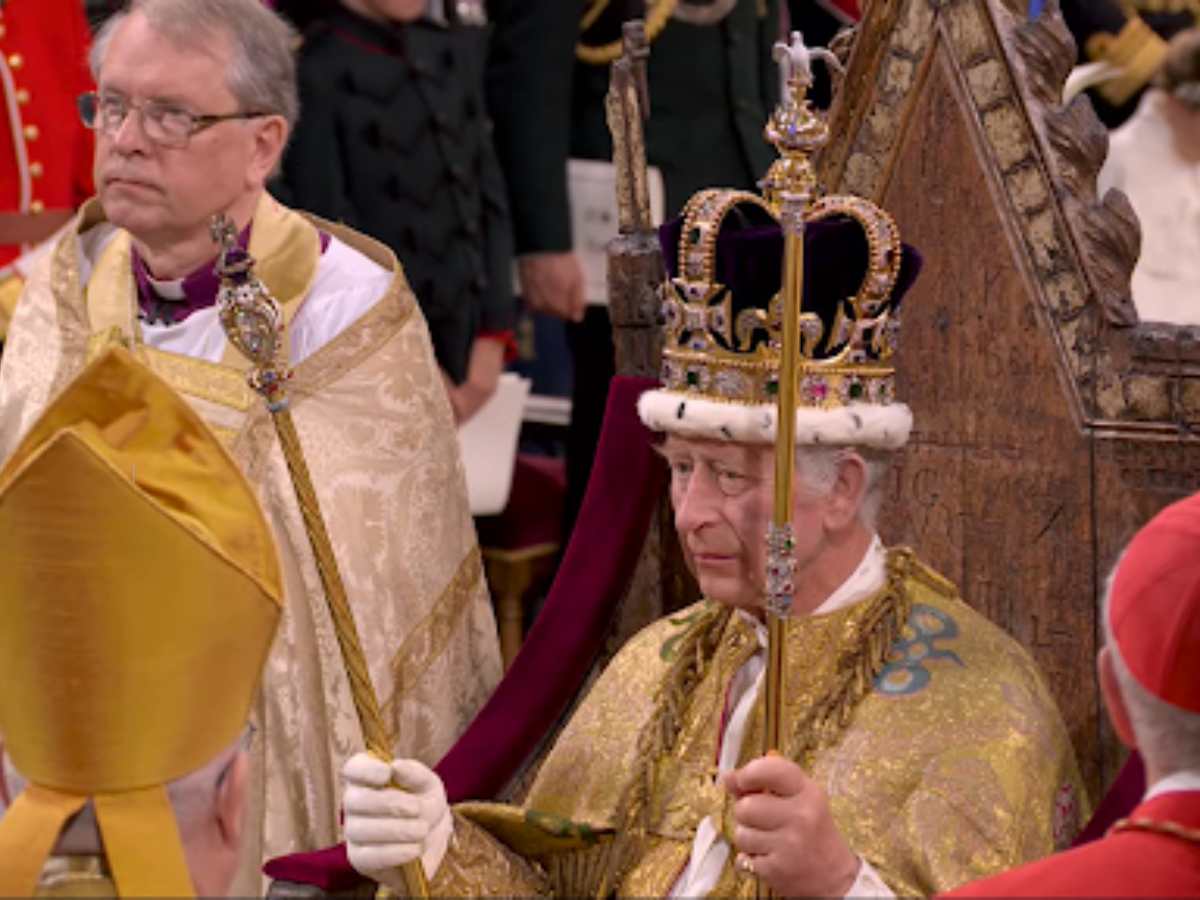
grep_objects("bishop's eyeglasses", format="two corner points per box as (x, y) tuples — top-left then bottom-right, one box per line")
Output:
(77, 91), (269, 149)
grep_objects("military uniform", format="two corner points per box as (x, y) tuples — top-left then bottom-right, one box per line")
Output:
(487, 0), (579, 257)
(1061, 0), (1200, 127)
(280, 6), (514, 384)
(0, 0), (94, 338)
(573, 0), (780, 216)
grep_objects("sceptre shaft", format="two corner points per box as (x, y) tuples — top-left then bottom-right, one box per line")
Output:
(210, 216), (430, 900)
(760, 32), (838, 759)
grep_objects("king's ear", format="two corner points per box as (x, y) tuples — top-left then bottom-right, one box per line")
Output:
(823, 451), (868, 532)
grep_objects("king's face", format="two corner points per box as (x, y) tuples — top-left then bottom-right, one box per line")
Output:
(661, 436), (837, 615)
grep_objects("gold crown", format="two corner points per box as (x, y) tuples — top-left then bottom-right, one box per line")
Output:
(0, 347), (283, 897)
(660, 189), (904, 411)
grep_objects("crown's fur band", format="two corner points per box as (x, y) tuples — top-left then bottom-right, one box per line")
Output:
(637, 388), (913, 449)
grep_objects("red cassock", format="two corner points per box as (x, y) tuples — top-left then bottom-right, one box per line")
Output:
(0, 0), (94, 270)
(944, 792), (1200, 898)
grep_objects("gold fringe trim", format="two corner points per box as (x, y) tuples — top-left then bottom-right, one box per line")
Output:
(592, 552), (917, 896)
(784, 548), (915, 766)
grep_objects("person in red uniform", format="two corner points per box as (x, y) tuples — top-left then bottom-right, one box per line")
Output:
(946, 491), (1200, 898)
(0, 0), (95, 339)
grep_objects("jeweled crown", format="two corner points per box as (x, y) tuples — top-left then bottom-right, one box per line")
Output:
(661, 189), (909, 409)
(640, 33), (923, 449)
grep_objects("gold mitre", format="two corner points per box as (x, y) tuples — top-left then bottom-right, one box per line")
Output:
(637, 189), (925, 450)
(0, 347), (283, 897)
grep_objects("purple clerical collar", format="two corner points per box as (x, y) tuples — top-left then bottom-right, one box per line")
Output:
(132, 222), (252, 327)
(132, 225), (334, 327)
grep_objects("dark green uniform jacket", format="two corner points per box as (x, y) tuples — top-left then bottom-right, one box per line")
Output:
(281, 6), (514, 384)
(573, 0), (781, 217)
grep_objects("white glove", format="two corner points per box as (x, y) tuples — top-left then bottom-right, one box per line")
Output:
(342, 753), (453, 889)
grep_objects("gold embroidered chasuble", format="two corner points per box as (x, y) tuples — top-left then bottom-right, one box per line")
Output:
(0, 196), (504, 891)
(428, 551), (1086, 898)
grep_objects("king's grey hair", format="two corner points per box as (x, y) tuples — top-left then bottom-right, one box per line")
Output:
(794, 445), (892, 530)
(89, 0), (299, 130)
(1102, 566), (1200, 776)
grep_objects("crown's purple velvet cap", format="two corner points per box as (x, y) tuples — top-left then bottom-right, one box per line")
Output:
(660, 203), (924, 361)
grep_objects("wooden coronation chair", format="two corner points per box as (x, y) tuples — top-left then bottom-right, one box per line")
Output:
(817, 0), (1200, 802)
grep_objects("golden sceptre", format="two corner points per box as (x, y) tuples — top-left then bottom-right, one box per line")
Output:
(759, 33), (838, 759)
(210, 216), (430, 900)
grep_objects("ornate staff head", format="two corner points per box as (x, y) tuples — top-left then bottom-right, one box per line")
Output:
(211, 212), (293, 411)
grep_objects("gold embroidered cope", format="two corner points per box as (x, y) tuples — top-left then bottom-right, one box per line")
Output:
(424, 553), (1086, 898)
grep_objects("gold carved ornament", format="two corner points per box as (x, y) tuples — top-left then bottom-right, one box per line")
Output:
(660, 190), (903, 411)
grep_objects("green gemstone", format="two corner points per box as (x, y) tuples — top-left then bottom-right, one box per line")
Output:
(849, 381), (864, 399)
(688, 226), (701, 244)
(686, 370), (700, 387)
(766, 378), (779, 396)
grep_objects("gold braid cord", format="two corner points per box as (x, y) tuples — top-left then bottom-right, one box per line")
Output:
(594, 604), (734, 898)
(209, 214), (429, 899)
(1111, 817), (1200, 845)
(577, 0), (677, 65)
(272, 412), (390, 754)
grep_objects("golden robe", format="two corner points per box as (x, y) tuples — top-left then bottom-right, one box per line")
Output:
(427, 550), (1086, 898)
(0, 196), (503, 891)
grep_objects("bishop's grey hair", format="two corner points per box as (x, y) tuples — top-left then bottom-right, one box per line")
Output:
(89, 0), (299, 130)
(1102, 567), (1200, 776)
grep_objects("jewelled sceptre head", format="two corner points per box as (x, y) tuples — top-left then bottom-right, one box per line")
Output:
(210, 214), (431, 900)
(211, 214), (293, 410)
(760, 32), (840, 759)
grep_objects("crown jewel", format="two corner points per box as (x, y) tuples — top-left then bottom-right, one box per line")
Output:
(641, 32), (920, 449)
(660, 191), (906, 412)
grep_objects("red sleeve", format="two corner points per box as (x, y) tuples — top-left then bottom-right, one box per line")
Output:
(63, 0), (96, 201)
(478, 328), (519, 364)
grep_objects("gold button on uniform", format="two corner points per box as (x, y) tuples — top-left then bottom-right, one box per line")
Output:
(22, 124), (37, 141)
(30, 161), (43, 178)
(30, 200), (44, 214)
(7, 53), (22, 70)
(15, 88), (29, 105)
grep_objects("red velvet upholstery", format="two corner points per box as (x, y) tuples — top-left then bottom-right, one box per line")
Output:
(475, 454), (566, 552)
(264, 376), (666, 891)
(1074, 752), (1146, 846)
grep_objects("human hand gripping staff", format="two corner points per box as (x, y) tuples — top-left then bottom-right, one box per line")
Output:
(210, 213), (431, 900)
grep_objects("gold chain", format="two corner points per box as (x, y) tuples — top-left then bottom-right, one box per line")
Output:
(576, 0), (678, 66)
(1122, 0), (1200, 18)
(1111, 816), (1200, 845)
